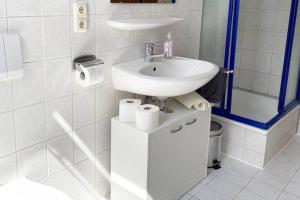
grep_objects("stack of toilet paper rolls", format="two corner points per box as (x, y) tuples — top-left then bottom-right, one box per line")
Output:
(119, 99), (160, 131)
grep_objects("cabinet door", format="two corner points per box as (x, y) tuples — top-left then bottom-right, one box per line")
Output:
(148, 123), (184, 200)
(181, 112), (210, 185)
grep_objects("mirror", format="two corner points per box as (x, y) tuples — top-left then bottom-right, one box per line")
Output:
(111, 0), (175, 3)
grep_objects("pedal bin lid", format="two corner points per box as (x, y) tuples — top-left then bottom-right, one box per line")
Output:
(210, 121), (223, 137)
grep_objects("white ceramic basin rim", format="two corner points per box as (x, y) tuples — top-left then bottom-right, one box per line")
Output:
(112, 57), (219, 97)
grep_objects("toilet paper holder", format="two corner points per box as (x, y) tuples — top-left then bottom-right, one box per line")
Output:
(73, 54), (104, 71)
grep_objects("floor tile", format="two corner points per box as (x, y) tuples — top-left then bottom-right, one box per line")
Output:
(207, 177), (243, 199)
(194, 186), (232, 200)
(254, 170), (290, 190)
(222, 156), (258, 177)
(178, 193), (193, 200)
(278, 192), (300, 200)
(285, 181), (300, 198)
(245, 179), (281, 200)
(291, 169), (300, 184)
(187, 182), (205, 196)
(235, 189), (268, 200)
(216, 168), (252, 187)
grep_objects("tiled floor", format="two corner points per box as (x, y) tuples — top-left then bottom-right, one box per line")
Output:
(179, 135), (300, 200)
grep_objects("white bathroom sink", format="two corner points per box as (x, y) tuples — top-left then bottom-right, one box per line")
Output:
(112, 57), (219, 98)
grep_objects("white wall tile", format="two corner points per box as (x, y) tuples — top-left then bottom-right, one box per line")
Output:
(7, 0), (41, 17)
(95, 15), (134, 51)
(242, 30), (259, 51)
(0, 0), (6, 17)
(190, 11), (202, 36)
(240, 50), (256, 70)
(257, 31), (274, 53)
(8, 17), (43, 62)
(223, 123), (246, 146)
(42, 0), (70, 16)
(244, 9), (260, 29)
(261, 0), (277, 10)
(43, 16), (71, 59)
(17, 143), (48, 181)
(268, 75), (281, 97)
(0, 18), (7, 34)
(96, 119), (111, 154)
(191, 0), (203, 11)
(277, 0), (291, 11)
(0, 112), (15, 157)
(74, 159), (96, 200)
(42, 169), (74, 197)
(243, 149), (264, 168)
(270, 54), (284, 75)
(14, 103), (46, 150)
(46, 95), (73, 139)
(259, 10), (276, 31)
(238, 69), (254, 90)
(45, 57), (72, 100)
(0, 82), (13, 113)
(71, 15), (96, 56)
(12, 62), (44, 108)
(253, 72), (269, 94)
(244, 130), (266, 154)
(222, 140), (244, 160)
(96, 85), (116, 121)
(74, 124), (96, 163)
(0, 154), (17, 185)
(135, 31), (151, 46)
(73, 89), (96, 129)
(255, 52), (272, 73)
(273, 33), (287, 54)
(47, 134), (73, 174)
(276, 11), (290, 33)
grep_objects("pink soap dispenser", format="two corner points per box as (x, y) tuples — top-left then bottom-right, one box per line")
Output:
(164, 32), (173, 58)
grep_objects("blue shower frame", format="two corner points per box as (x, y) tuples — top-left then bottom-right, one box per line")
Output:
(212, 0), (300, 130)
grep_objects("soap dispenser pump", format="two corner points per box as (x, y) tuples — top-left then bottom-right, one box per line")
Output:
(164, 32), (173, 58)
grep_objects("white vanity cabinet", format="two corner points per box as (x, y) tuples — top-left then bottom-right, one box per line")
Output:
(111, 101), (211, 200)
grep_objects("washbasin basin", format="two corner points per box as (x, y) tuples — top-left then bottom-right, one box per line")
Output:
(112, 57), (219, 98)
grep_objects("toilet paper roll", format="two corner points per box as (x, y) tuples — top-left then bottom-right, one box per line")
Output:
(76, 64), (104, 87)
(136, 104), (160, 131)
(119, 99), (142, 123)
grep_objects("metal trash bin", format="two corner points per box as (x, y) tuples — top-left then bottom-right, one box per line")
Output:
(208, 121), (223, 169)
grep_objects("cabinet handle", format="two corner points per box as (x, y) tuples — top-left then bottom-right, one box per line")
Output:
(185, 118), (197, 126)
(170, 125), (183, 133)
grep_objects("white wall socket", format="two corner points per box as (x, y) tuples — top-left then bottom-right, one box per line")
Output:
(73, 1), (88, 32)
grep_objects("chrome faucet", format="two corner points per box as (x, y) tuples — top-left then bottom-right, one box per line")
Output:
(144, 43), (165, 62)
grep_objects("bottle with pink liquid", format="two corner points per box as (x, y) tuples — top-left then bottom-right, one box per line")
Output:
(164, 32), (173, 58)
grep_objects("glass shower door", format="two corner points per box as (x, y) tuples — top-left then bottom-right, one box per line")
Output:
(285, 0), (300, 106)
(199, 0), (231, 109)
(230, 0), (292, 123)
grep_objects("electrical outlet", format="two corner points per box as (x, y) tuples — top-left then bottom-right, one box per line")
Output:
(74, 1), (88, 32)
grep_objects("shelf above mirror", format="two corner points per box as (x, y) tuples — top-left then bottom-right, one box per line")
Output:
(107, 18), (184, 31)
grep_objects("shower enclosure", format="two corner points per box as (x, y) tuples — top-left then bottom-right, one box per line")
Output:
(200, 0), (300, 130)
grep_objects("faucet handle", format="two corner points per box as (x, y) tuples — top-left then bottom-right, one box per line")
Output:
(145, 43), (154, 55)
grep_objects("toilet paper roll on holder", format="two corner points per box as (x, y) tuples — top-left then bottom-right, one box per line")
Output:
(73, 54), (104, 71)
